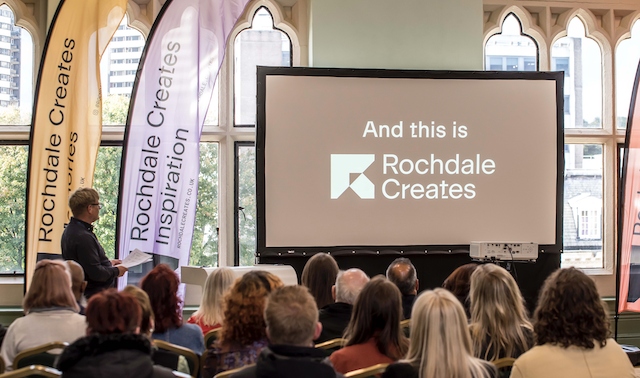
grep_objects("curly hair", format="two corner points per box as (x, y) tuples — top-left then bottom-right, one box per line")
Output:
(218, 271), (283, 348)
(140, 264), (182, 333)
(86, 289), (141, 335)
(534, 267), (609, 349)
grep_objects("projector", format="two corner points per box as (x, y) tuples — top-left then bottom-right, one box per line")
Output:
(469, 242), (538, 261)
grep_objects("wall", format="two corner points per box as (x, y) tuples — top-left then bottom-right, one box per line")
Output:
(309, 0), (483, 70)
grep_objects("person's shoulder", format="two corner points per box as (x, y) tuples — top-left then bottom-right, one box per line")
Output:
(382, 362), (417, 378)
(181, 323), (204, 337)
(229, 364), (256, 378)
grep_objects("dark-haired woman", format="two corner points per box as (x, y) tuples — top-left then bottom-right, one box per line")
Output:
(329, 277), (409, 374)
(141, 264), (204, 355)
(511, 268), (634, 378)
(301, 253), (340, 309)
(56, 289), (177, 378)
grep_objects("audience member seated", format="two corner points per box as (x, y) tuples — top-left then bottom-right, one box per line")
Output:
(443, 263), (478, 318)
(302, 253), (340, 309)
(317, 268), (369, 344)
(65, 260), (87, 315)
(382, 288), (497, 378)
(469, 264), (533, 361)
(188, 267), (235, 335)
(141, 264), (205, 355)
(231, 285), (345, 378)
(56, 289), (176, 378)
(123, 285), (190, 375)
(386, 258), (419, 319)
(0, 260), (86, 371)
(330, 277), (408, 374)
(511, 268), (635, 378)
(202, 271), (283, 378)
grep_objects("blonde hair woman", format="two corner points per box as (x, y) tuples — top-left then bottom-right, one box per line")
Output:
(188, 267), (235, 334)
(382, 289), (496, 378)
(469, 264), (533, 361)
(0, 260), (86, 370)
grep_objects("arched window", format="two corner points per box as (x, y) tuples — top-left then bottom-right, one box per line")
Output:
(485, 14), (537, 71)
(552, 17), (602, 129)
(234, 7), (292, 127)
(616, 20), (640, 130)
(100, 15), (145, 125)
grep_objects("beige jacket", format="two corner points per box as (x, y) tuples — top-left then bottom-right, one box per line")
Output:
(510, 338), (635, 378)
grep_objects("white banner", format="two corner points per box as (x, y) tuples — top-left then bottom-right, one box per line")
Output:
(117, 0), (250, 284)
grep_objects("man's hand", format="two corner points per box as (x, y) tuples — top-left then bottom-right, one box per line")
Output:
(110, 259), (122, 266)
(116, 265), (128, 277)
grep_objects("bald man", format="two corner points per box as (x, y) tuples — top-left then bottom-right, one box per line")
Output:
(316, 268), (369, 344)
(66, 260), (87, 315)
(386, 257), (419, 319)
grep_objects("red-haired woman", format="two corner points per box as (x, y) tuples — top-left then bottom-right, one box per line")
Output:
(141, 264), (205, 355)
(202, 271), (283, 378)
(0, 260), (86, 370)
(56, 289), (177, 378)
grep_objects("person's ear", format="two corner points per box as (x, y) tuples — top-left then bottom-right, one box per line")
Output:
(415, 278), (419, 292)
(332, 285), (336, 302)
(80, 281), (87, 293)
(313, 322), (323, 340)
(266, 327), (272, 342)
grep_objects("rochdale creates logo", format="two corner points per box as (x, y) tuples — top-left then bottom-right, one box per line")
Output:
(331, 154), (375, 199)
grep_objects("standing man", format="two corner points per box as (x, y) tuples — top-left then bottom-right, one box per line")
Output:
(61, 188), (127, 298)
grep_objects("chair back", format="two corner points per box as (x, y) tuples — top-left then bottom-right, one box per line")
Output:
(400, 319), (411, 337)
(344, 363), (389, 378)
(0, 365), (61, 378)
(315, 338), (345, 355)
(492, 357), (516, 378)
(213, 364), (254, 378)
(154, 340), (200, 378)
(13, 342), (68, 371)
(204, 329), (221, 349)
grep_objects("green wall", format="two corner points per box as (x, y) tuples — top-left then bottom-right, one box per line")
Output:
(309, 0), (483, 70)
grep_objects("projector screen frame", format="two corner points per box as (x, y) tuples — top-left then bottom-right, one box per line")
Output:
(255, 67), (564, 257)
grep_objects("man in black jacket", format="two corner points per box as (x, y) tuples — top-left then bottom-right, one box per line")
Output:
(386, 257), (419, 319)
(61, 188), (127, 298)
(232, 285), (344, 378)
(316, 268), (369, 343)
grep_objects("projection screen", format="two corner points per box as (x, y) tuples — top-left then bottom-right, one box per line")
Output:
(256, 68), (563, 256)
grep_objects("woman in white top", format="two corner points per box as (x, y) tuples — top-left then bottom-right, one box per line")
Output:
(511, 267), (635, 378)
(0, 260), (86, 370)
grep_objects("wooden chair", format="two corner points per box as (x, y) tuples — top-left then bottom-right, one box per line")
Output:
(344, 363), (389, 378)
(0, 365), (61, 378)
(315, 338), (345, 356)
(12, 342), (69, 370)
(154, 340), (200, 378)
(400, 319), (411, 337)
(213, 364), (254, 378)
(0, 356), (5, 374)
(492, 357), (516, 378)
(204, 328), (221, 348)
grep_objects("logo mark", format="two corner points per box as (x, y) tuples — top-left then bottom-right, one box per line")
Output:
(331, 154), (375, 199)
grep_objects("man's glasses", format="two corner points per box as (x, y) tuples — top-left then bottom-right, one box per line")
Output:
(91, 203), (102, 209)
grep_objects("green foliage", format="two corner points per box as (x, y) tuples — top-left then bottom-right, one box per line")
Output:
(102, 94), (131, 125)
(190, 143), (220, 267)
(93, 146), (122, 259)
(0, 146), (27, 273)
(0, 106), (30, 125)
(237, 145), (256, 266)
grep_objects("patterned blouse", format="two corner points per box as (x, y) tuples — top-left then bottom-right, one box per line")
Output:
(201, 338), (269, 378)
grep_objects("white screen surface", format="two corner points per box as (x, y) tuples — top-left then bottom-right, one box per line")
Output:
(260, 71), (560, 249)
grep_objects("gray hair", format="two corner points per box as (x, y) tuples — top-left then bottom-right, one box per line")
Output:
(335, 269), (370, 305)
